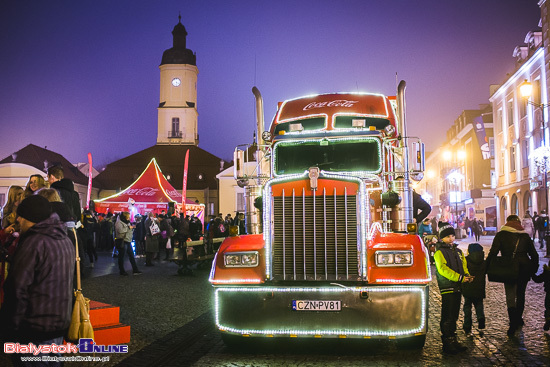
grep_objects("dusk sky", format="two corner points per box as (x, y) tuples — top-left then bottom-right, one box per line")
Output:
(0, 1), (542, 168)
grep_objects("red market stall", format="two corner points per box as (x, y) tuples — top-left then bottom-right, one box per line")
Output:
(94, 158), (205, 224)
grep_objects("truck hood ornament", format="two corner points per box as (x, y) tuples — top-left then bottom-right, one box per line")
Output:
(308, 167), (320, 190)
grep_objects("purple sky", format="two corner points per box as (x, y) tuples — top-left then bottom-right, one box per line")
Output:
(0, 1), (542, 168)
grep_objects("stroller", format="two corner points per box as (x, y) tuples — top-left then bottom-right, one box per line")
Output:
(422, 234), (437, 264)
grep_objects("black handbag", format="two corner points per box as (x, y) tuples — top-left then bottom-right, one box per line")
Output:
(487, 239), (519, 283)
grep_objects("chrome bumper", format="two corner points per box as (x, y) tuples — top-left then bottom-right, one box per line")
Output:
(214, 285), (428, 339)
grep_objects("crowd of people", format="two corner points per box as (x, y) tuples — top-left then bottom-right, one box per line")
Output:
(432, 214), (545, 355)
(0, 166), (249, 365)
(1, 168), (549, 363)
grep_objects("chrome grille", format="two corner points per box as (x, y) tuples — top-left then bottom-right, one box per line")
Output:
(272, 187), (359, 281)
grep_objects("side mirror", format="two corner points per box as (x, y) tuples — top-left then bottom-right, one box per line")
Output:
(412, 141), (425, 172)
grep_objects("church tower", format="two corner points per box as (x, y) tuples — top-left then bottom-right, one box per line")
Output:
(157, 16), (198, 145)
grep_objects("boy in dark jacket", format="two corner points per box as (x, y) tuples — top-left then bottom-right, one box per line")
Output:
(434, 222), (474, 354)
(532, 264), (550, 331)
(461, 243), (486, 336)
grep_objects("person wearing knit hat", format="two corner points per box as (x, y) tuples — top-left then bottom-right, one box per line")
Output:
(462, 243), (487, 336)
(15, 195), (52, 234)
(487, 214), (539, 336)
(433, 221), (473, 354)
(0, 193), (75, 360)
(438, 222), (455, 241)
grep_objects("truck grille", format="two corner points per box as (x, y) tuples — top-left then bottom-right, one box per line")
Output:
(272, 187), (359, 281)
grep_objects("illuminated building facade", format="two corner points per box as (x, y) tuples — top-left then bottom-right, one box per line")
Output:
(489, 25), (547, 226)
(418, 108), (495, 230)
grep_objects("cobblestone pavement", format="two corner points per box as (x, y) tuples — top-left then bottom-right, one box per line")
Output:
(1, 236), (549, 366)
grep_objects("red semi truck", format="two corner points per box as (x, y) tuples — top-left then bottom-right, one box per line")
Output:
(210, 81), (430, 348)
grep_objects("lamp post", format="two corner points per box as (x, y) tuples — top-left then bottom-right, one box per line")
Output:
(443, 149), (466, 234)
(520, 79), (550, 257)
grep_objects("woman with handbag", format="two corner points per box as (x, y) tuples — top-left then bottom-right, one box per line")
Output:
(487, 214), (539, 336)
(144, 212), (160, 266)
(115, 211), (142, 276)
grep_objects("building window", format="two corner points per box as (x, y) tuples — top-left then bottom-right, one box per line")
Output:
(499, 150), (505, 176)
(534, 79), (542, 105)
(510, 146), (516, 172)
(170, 118), (181, 138)
(489, 137), (495, 158)
(521, 139), (528, 168)
(524, 192), (532, 215)
(497, 108), (503, 133)
(519, 95), (527, 118)
(507, 98), (514, 127)
(511, 194), (518, 215)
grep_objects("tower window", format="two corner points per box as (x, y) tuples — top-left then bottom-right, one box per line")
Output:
(170, 118), (182, 138)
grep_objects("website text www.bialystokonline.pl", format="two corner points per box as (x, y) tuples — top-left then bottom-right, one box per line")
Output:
(20, 356), (110, 362)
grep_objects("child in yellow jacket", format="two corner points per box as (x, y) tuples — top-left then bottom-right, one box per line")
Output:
(434, 222), (474, 354)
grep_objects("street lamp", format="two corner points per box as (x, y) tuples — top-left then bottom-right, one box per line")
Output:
(443, 149), (466, 234)
(447, 170), (464, 230)
(520, 79), (550, 257)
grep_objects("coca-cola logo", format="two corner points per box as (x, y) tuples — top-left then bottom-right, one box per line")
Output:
(303, 100), (359, 111)
(125, 187), (159, 196)
(167, 189), (182, 197)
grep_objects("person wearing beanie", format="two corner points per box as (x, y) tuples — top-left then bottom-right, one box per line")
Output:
(487, 214), (539, 336)
(434, 221), (473, 354)
(461, 243), (487, 336)
(15, 195), (52, 233)
(0, 195), (75, 363)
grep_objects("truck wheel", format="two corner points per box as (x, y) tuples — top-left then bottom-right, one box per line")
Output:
(396, 334), (426, 349)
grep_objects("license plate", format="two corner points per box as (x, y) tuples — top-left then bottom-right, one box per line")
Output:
(292, 300), (341, 311)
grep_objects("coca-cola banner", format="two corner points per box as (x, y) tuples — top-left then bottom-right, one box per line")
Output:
(473, 116), (490, 160)
(278, 93), (390, 122)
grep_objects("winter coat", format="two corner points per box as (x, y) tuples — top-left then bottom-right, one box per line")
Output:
(461, 251), (486, 299)
(0, 214), (75, 342)
(434, 241), (469, 294)
(144, 217), (160, 252)
(535, 214), (549, 231)
(115, 217), (133, 243)
(521, 217), (535, 237)
(413, 191), (431, 224)
(418, 223), (432, 236)
(50, 178), (81, 223)
(487, 225), (539, 282)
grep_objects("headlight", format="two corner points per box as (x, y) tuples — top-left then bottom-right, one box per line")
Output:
(375, 251), (413, 267)
(224, 251), (259, 267)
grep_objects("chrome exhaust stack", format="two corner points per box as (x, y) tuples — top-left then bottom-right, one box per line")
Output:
(391, 81), (414, 232)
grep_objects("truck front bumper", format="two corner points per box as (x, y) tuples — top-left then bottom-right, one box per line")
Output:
(214, 285), (428, 339)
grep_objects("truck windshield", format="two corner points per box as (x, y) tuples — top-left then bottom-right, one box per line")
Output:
(274, 138), (381, 175)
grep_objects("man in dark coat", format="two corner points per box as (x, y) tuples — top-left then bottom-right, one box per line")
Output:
(535, 210), (548, 249)
(47, 165), (81, 223)
(413, 190), (431, 224)
(487, 214), (539, 336)
(0, 196), (75, 364)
